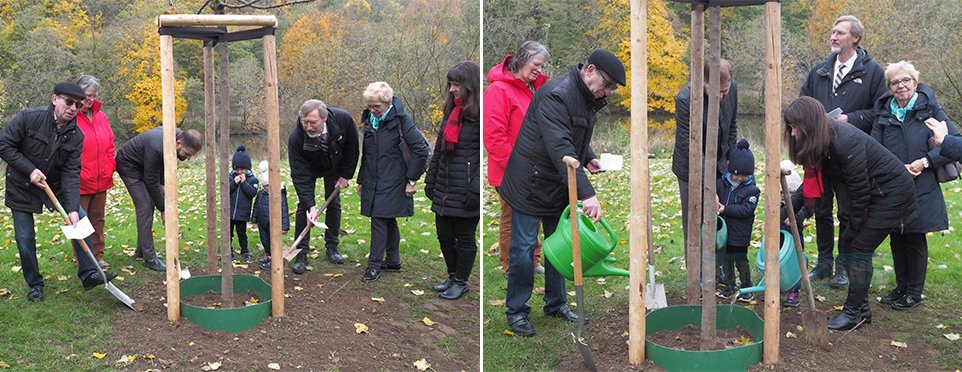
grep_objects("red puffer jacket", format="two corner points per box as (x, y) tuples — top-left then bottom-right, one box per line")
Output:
(483, 56), (548, 187)
(77, 100), (116, 194)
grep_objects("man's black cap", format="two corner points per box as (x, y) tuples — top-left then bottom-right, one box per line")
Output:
(587, 49), (626, 86)
(53, 82), (86, 99)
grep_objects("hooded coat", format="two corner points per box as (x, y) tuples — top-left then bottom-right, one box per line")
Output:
(357, 97), (430, 218)
(229, 170), (258, 221)
(800, 47), (888, 133)
(499, 65), (603, 216)
(77, 100), (116, 195)
(483, 55), (550, 187)
(871, 83), (961, 233)
(0, 105), (84, 213)
(716, 174), (760, 247)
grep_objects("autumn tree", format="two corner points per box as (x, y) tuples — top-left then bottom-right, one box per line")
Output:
(115, 24), (188, 133)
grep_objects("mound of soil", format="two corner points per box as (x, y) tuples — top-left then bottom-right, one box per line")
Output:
(647, 324), (753, 351)
(110, 266), (478, 370)
(182, 291), (260, 309)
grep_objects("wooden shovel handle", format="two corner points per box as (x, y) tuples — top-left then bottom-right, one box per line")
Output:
(779, 172), (818, 310)
(563, 156), (583, 286)
(37, 180), (94, 256)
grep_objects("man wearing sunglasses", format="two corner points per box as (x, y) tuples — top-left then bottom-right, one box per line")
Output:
(0, 82), (119, 302)
(499, 49), (625, 336)
(287, 99), (360, 273)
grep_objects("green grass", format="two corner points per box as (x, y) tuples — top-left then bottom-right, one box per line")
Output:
(0, 157), (476, 370)
(481, 155), (962, 370)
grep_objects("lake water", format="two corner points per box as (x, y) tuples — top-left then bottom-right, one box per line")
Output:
(593, 112), (771, 158)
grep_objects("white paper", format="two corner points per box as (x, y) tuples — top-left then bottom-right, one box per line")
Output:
(60, 216), (94, 240)
(599, 153), (624, 171)
(827, 107), (842, 118)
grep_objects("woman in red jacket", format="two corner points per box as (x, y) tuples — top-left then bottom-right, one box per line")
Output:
(76, 75), (116, 269)
(483, 41), (550, 275)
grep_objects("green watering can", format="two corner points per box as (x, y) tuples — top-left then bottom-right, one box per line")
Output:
(713, 215), (728, 253)
(543, 205), (628, 281)
(737, 230), (803, 295)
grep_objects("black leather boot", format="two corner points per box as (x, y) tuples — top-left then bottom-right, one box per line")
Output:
(432, 274), (454, 292)
(439, 278), (469, 300)
(326, 247), (344, 264)
(291, 253), (308, 274)
(827, 306), (863, 330)
(144, 257), (166, 271)
(859, 301), (873, 324)
(830, 266), (849, 288)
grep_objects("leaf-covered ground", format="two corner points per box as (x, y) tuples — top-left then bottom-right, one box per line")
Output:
(0, 159), (479, 370)
(482, 155), (962, 371)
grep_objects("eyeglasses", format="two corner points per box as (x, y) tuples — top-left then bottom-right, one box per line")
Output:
(57, 95), (83, 109)
(367, 103), (386, 111)
(301, 119), (325, 127)
(598, 71), (618, 90)
(888, 77), (914, 88)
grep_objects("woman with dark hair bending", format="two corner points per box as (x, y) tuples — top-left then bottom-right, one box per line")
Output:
(784, 96), (917, 331)
(424, 61), (481, 300)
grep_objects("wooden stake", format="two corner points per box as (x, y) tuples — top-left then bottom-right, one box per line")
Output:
(763, 1), (783, 364)
(159, 34), (180, 321)
(263, 34), (284, 317)
(686, 3), (705, 304)
(156, 14), (277, 28)
(216, 33), (234, 306)
(628, 0), (650, 364)
(204, 41), (218, 274)
(699, 6), (720, 350)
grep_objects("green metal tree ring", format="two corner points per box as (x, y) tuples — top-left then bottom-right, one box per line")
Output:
(646, 305), (764, 371)
(179, 274), (273, 333)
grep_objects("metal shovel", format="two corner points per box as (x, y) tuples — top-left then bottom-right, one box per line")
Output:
(281, 187), (338, 262)
(563, 156), (599, 372)
(646, 205), (667, 310)
(39, 181), (137, 310)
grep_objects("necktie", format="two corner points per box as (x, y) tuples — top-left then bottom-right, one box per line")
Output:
(319, 132), (329, 153)
(834, 65), (846, 91)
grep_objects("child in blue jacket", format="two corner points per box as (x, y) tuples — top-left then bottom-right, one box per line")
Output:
(716, 139), (761, 302)
(230, 145), (259, 262)
(252, 160), (290, 270)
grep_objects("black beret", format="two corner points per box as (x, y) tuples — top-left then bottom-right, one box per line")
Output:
(54, 82), (86, 99)
(587, 49), (626, 86)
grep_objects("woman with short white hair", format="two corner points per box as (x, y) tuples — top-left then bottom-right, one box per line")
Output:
(870, 60), (961, 310)
(357, 81), (431, 282)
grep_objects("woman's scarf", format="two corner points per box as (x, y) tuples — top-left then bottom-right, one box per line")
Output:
(369, 104), (394, 130)
(802, 162), (824, 207)
(440, 97), (464, 152)
(889, 92), (918, 122)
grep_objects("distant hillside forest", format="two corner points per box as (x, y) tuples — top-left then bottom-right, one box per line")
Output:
(0, 0), (480, 140)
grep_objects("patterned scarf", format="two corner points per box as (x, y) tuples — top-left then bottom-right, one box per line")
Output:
(440, 97), (464, 152)
(369, 104), (394, 130)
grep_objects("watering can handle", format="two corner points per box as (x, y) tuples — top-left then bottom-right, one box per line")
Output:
(598, 216), (618, 251)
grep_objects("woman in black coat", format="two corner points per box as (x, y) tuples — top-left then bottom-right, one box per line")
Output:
(871, 61), (961, 310)
(357, 82), (430, 282)
(424, 61), (481, 300)
(784, 97), (917, 331)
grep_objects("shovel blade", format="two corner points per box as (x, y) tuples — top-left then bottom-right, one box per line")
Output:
(105, 282), (137, 310)
(282, 246), (302, 262)
(645, 282), (667, 310)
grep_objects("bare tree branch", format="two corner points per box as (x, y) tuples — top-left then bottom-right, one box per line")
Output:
(197, 0), (317, 13)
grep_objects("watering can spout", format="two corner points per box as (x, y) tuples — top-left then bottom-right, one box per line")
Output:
(584, 262), (629, 277)
(736, 284), (766, 295)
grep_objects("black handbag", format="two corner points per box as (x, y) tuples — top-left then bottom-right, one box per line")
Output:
(928, 137), (962, 182)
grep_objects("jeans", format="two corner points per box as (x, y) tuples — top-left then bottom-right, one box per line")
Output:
(497, 193), (541, 271)
(13, 207), (98, 289)
(505, 209), (565, 318)
(436, 215), (479, 281)
(294, 175), (341, 251)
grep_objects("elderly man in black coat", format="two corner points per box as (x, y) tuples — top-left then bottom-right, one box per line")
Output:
(799, 15), (888, 288)
(0, 83), (118, 301)
(499, 50), (625, 337)
(288, 99), (360, 274)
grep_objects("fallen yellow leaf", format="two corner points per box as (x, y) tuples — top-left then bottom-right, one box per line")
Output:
(0, 288), (9, 296)
(323, 273), (343, 278)
(207, 361), (222, 370)
(92, 352), (107, 359)
(786, 332), (797, 339)
(945, 333), (960, 341)
(413, 358), (431, 371)
(796, 325), (804, 332)
(294, 286), (304, 291)
(0, 361), (10, 368)
(422, 317), (435, 326)
(489, 299), (505, 307)
(503, 329), (516, 336)
(890, 340), (908, 348)
(371, 297), (385, 303)
(144, 353), (156, 359)
(354, 322), (369, 334)
(833, 305), (844, 311)
(249, 297), (259, 304)
(267, 362), (281, 370)
(11, 266), (20, 273)
(603, 290), (613, 299)
(936, 324), (947, 329)
(411, 289), (425, 296)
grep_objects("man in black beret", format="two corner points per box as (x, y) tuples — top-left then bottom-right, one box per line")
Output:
(0, 83), (118, 302)
(499, 49), (625, 336)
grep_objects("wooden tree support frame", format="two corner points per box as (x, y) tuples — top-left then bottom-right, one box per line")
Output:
(157, 14), (284, 322)
(627, 0), (782, 365)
